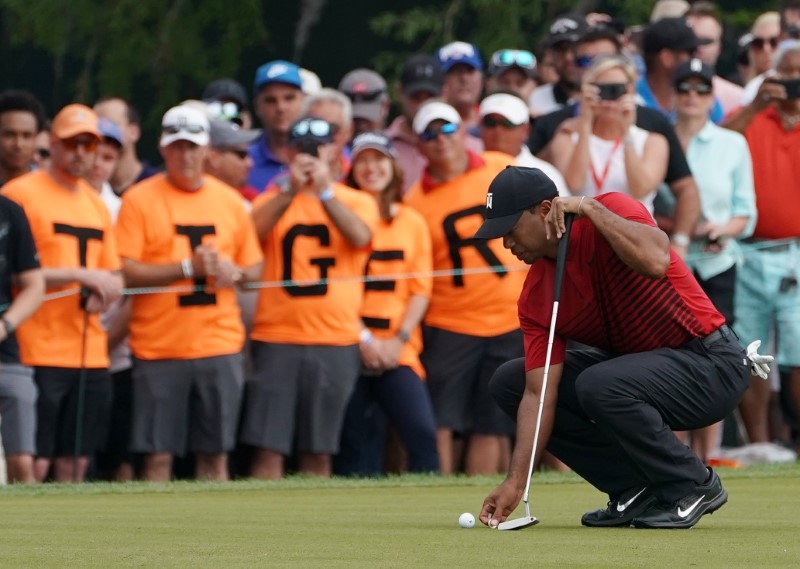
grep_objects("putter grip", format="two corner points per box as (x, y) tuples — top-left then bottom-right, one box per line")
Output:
(553, 213), (574, 303)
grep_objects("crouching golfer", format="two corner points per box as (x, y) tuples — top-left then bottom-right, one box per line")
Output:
(474, 167), (772, 529)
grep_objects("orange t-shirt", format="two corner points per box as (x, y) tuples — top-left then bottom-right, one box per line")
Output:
(744, 107), (800, 239)
(2, 170), (120, 368)
(250, 182), (379, 345)
(361, 204), (432, 378)
(405, 151), (526, 336)
(115, 174), (263, 360)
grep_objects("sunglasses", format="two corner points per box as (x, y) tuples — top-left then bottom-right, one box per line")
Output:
(481, 115), (518, 129)
(35, 148), (50, 159)
(291, 118), (336, 138)
(575, 54), (595, 69)
(61, 137), (98, 151)
(676, 82), (713, 95)
(419, 122), (458, 142)
(347, 89), (386, 103)
(491, 49), (536, 70)
(224, 148), (250, 159)
(206, 100), (243, 125)
(751, 36), (780, 50)
(163, 124), (207, 135)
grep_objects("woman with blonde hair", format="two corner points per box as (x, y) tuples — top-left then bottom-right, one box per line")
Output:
(549, 55), (668, 213)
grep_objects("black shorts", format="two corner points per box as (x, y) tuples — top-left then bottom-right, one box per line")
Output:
(95, 367), (134, 470)
(34, 366), (112, 458)
(421, 327), (522, 436)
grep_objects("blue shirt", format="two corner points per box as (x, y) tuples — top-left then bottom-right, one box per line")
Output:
(684, 121), (757, 280)
(247, 133), (286, 192)
(636, 77), (724, 124)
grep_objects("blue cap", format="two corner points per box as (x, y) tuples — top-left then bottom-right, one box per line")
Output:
(437, 41), (483, 72)
(98, 117), (123, 147)
(253, 60), (302, 93)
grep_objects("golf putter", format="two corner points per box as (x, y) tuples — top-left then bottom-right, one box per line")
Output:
(497, 213), (574, 531)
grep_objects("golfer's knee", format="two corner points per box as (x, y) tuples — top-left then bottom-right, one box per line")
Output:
(489, 357), (526, 419)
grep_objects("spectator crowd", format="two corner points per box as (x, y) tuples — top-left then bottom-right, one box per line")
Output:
(0, 0), (799, 484)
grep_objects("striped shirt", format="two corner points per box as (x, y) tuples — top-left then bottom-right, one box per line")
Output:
(519, 192), (724, 370)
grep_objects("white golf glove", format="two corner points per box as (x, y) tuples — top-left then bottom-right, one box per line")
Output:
(746, 340), (774, 380)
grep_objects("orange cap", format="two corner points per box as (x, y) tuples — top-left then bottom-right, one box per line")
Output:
(51, 104), (101, 140)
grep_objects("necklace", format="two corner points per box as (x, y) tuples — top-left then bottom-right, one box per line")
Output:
(777, 109), (800, 130)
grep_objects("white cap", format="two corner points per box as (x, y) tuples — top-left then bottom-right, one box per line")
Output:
(160, 104), (210, 148)
(479, 93), (530, 126)
(299, 68), (322, 96)
(412, 101), (462, 134)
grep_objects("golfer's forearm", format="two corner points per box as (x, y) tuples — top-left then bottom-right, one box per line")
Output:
(582, 198), (671, 278)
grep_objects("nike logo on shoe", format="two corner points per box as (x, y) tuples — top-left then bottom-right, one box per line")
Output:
(677, 495), (704, 518)
(616, 489), (646, 512)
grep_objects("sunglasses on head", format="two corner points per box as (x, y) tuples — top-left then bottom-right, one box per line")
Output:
(491, 49), (536, 70)
(61, 136), (98, 151)
(676, 82), (712, 95)
(163, 123), (207, 135)
(751, 36), (780, 50)
(481, 115), (518, 129)
(206, 100), (243, 124)
(292, 118), (335, 138)
(419, 122), (458, 142)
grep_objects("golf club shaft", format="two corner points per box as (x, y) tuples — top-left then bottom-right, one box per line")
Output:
(520, 213), (574, 506)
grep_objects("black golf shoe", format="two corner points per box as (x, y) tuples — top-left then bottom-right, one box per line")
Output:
(632, 468), (728, 529)
(581, 486), (658, 527)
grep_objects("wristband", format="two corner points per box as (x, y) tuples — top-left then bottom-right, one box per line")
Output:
(671, 233), (690, 248)
(181, 258), (194, 279)
(359, 329), (374, 346)
(396, 329), (411, 344)
(319, 186), (335, 202)
(1, 317), (14, 335)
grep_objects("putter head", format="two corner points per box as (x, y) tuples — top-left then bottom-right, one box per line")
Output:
(496, 516), (540, 531)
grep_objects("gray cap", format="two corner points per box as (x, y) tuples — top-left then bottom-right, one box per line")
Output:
(209, 119), (260, 149)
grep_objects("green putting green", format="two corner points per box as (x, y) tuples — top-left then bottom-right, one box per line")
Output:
(1, 464), (798, 568)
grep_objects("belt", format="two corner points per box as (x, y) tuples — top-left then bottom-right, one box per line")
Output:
(700, 325), (732, 347)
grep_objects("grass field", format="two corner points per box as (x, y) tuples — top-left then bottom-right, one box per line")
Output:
(1, 464), (799, 568)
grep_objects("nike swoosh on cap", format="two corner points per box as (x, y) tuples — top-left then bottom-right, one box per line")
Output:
(616, 488), (646, 512)
(677, 495), (704, 518)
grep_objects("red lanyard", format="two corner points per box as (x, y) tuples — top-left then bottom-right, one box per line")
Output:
(590, 138), (622, 192)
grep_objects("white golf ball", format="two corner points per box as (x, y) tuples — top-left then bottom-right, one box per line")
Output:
(458, 512), (475, 528)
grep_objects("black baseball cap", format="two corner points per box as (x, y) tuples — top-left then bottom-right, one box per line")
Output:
(546, 14), (589, 47)
(642, 17), (710, 54)
(401, 54), (444, 96)
(673, 58), (714, 86)
(202, 78), (248, 108)
(474, 166), (558, 240)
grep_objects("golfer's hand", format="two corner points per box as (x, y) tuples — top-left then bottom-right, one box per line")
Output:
(746, 340), (774, 380)
(544, 196), (583, 240)
(479, 479), (523, 527)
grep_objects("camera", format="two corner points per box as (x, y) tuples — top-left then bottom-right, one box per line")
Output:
(597, 83), (627, 100)
(776, 78), (800, 100)
(295, 139), (321, 157)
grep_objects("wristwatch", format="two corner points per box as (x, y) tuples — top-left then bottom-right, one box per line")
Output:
(671, 233), (690, 248)
(1, 317), (15, 335)
(396, 329), (411, 343)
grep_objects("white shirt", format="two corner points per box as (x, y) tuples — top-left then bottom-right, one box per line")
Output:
(571, 125), (654, 212)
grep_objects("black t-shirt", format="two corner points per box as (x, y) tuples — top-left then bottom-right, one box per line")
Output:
(528, 103), (691, 184)
(0, 195), (40, 364)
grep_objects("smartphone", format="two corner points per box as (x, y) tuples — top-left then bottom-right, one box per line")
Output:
(776, 78), (800, 100)
(295, 139), (320, 157)
(596, 83), (627, 100)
